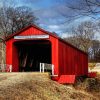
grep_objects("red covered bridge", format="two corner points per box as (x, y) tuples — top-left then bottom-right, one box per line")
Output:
(6, 25), (88, 83)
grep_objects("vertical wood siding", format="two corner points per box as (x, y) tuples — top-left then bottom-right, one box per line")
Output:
(58, 41), (88, 76)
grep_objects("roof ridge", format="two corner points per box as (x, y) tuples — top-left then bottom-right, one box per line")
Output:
(5, 24), (59, 41)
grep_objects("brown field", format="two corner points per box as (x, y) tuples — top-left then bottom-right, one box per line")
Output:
(0, 72), (99, 100)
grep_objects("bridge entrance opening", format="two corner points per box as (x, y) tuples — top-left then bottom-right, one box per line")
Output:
(14, 40), (51, 72)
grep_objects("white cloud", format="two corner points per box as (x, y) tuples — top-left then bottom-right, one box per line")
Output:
(48, 25), (59, 30)
(60, 32), (72, 38)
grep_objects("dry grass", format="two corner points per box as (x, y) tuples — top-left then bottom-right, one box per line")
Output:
(74, 74), (100, 99)
(0, 72), (99, 100)
(88, 63), (96, 70)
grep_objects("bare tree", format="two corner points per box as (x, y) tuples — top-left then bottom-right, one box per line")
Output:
(89, 40), (100, 62)
(64, 21), (96, 52)
(0, 6), (37, 41)
(63, 0), (100, 19)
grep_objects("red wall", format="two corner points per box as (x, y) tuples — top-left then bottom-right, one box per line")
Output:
(6, 27), (59, 74)
(18, 27), (45, 36)
(6, 39), (13, 65)
(6, 38), (19, 72)
(50, 36), (59, 75)
(58, 41), (88, 76)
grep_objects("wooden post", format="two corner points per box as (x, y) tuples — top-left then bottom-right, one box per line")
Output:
(43, 63), (44, 73)
(9, 65), (12, 72)
(52, 64), (54, 75)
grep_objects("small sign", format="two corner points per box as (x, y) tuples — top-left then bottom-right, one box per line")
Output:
(14, 35), (49, 39)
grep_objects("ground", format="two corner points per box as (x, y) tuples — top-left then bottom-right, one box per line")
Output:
(0, 72), (99, 100)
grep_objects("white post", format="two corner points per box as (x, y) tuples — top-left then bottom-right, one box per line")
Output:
(40, 63), (41, 72)
(9, 65), (12, 72)
(43, 63), (44, 73)
(52, 64), (54, 75)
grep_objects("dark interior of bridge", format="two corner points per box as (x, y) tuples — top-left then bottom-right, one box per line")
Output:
(15, 40), (51, 72)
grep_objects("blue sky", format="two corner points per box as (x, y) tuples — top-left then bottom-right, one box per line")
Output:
(0, 0), (100, 39)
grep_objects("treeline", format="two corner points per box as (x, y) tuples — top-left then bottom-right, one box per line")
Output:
(64, 21), (100, 62)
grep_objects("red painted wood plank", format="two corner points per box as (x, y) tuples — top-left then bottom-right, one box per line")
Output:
(58, 75), (75, 84)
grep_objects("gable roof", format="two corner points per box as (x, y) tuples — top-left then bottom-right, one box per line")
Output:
(6, 24), (87, 55)
(6, 24), (59, 41)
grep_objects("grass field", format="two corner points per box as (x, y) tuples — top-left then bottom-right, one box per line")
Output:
(0, 72), (99, 100)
